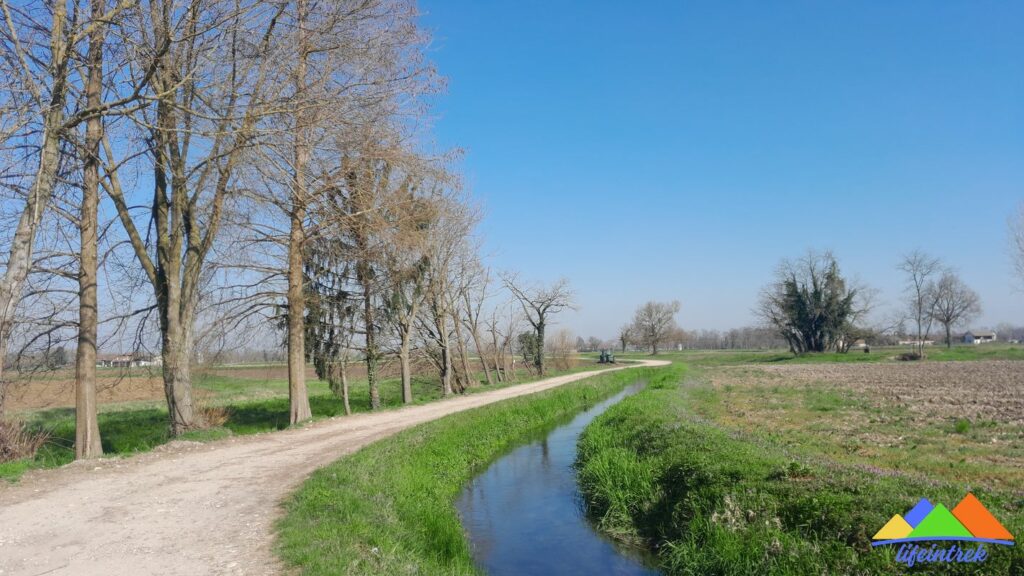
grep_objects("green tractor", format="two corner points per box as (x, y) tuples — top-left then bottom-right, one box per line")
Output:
(598, 349), (616, 364)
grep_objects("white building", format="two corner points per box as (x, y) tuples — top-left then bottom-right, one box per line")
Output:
(96, 354), (163, 368)
(963, 331), (997, 345)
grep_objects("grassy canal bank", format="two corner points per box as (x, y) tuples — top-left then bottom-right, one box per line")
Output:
(576, 360), (1024, 575)
(275, 364), (678, 575)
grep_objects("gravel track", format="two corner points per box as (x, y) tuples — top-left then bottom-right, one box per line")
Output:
(0, 360), (667, 576)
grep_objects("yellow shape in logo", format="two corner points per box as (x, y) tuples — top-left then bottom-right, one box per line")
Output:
(873, 514), (913, 540)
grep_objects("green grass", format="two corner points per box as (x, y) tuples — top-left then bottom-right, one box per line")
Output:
(955, 418), (972, 435)
(275, 365), (670, 576)
(575, 367), (1024, 575)
(0, 362), (608, 482)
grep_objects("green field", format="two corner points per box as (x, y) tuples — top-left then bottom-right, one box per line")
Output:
(575, 352), (1024, 575)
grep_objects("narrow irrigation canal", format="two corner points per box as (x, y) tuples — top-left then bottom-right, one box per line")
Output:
(456, 382), (660, 576)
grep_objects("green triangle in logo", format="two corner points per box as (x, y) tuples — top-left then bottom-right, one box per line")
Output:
(908, 504), (974, 539)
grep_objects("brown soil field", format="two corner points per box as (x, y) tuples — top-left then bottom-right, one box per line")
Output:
(2, 364), (333, 411)
(4, 362), (406, 411)
(695, 359), (1024, 487)
(5, 371), (167, 412)
(5, 356), (563, 412)
(200, 357), (434, 382)
(756, 360), (1024, 425)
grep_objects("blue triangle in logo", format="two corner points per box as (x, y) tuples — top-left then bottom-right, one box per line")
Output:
(904, 498), (934, 528)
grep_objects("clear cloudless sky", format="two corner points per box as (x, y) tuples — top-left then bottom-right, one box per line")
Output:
(418, 0), (1024, 338)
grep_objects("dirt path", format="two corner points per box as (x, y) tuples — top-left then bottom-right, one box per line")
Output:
(0, 360), (667, 576)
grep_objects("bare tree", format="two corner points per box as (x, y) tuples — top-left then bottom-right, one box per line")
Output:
(381, 173), (443, 404)
(618, 324), (632, 352)
(449, 292), (474, 390)
(0, 0), (138, 418)
(384, 258), (425, 404)
(501, 275), (575, 375)
(284, 0), (316, 425)
(461, 265), (494, 386)
(629, 300), (681, 355)
(188, 0), (438, 421)
(546, 328), (576, 371)
(382, 243), (428, 404)
(899, 250), (943, 357)
(1011, 202), (1024, 289)
(102, 1), (283, 434)
(334, 152), (421, 408)
(930, 271), (981, 348)
(447, 245), (489, 389)
(277, 0), (431, 422)
(418, 195), (474, 396)
(73, 0), (110, 458)
(484, 300), (520, 382)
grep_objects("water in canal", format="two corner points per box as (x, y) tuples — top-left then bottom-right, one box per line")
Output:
(456, 382), (660, 576)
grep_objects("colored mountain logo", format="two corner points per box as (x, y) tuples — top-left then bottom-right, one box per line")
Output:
(872, 493), (1015, 547)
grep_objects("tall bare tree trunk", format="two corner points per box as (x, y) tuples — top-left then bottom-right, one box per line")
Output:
(536, 321), (546, 375)
(439, 321), (452, 396)
(399, 336), (413, 404)
(111, 137), (204, 435)
(461, 290), (493, 385)
(0, 3), (70, 420)
(329, 361), (351, 415)
(362, 278), (380, 409)
(75, 0), (105, 458)
(339, 360), (351, 415)
(147, 20), (201, 436)
(489, 327), (504, 382)
(286, 0), (312, 425)
(161, 338), (197, 434)
(474, 334), (494, 385)
(452, 316), (476, 387)
(502, 334), (515, 382)
(287, 204), (311, 423)
(159, 286), (200, 435)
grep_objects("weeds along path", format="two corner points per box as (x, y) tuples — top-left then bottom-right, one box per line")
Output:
(0, 360), (668, 576)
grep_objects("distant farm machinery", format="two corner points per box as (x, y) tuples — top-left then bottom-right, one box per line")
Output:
(598, 349), (616, 364)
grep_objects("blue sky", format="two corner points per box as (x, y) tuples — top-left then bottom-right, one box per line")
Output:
(419, 0), (1024, 337)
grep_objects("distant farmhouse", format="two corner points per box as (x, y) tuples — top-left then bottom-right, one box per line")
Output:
(963, 331), (997, 345)
(96, 353), (162, 368)
(897, 339), (934, 346)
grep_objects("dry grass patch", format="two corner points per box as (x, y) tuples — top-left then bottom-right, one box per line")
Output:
(0, 419), (49, 463)
(758, 360), (1024, 424)
(688, 360), (1024, 488)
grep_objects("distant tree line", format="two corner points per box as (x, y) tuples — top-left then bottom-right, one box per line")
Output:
(754, 249), (987, 356)
(601, 204), (1024, 357)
